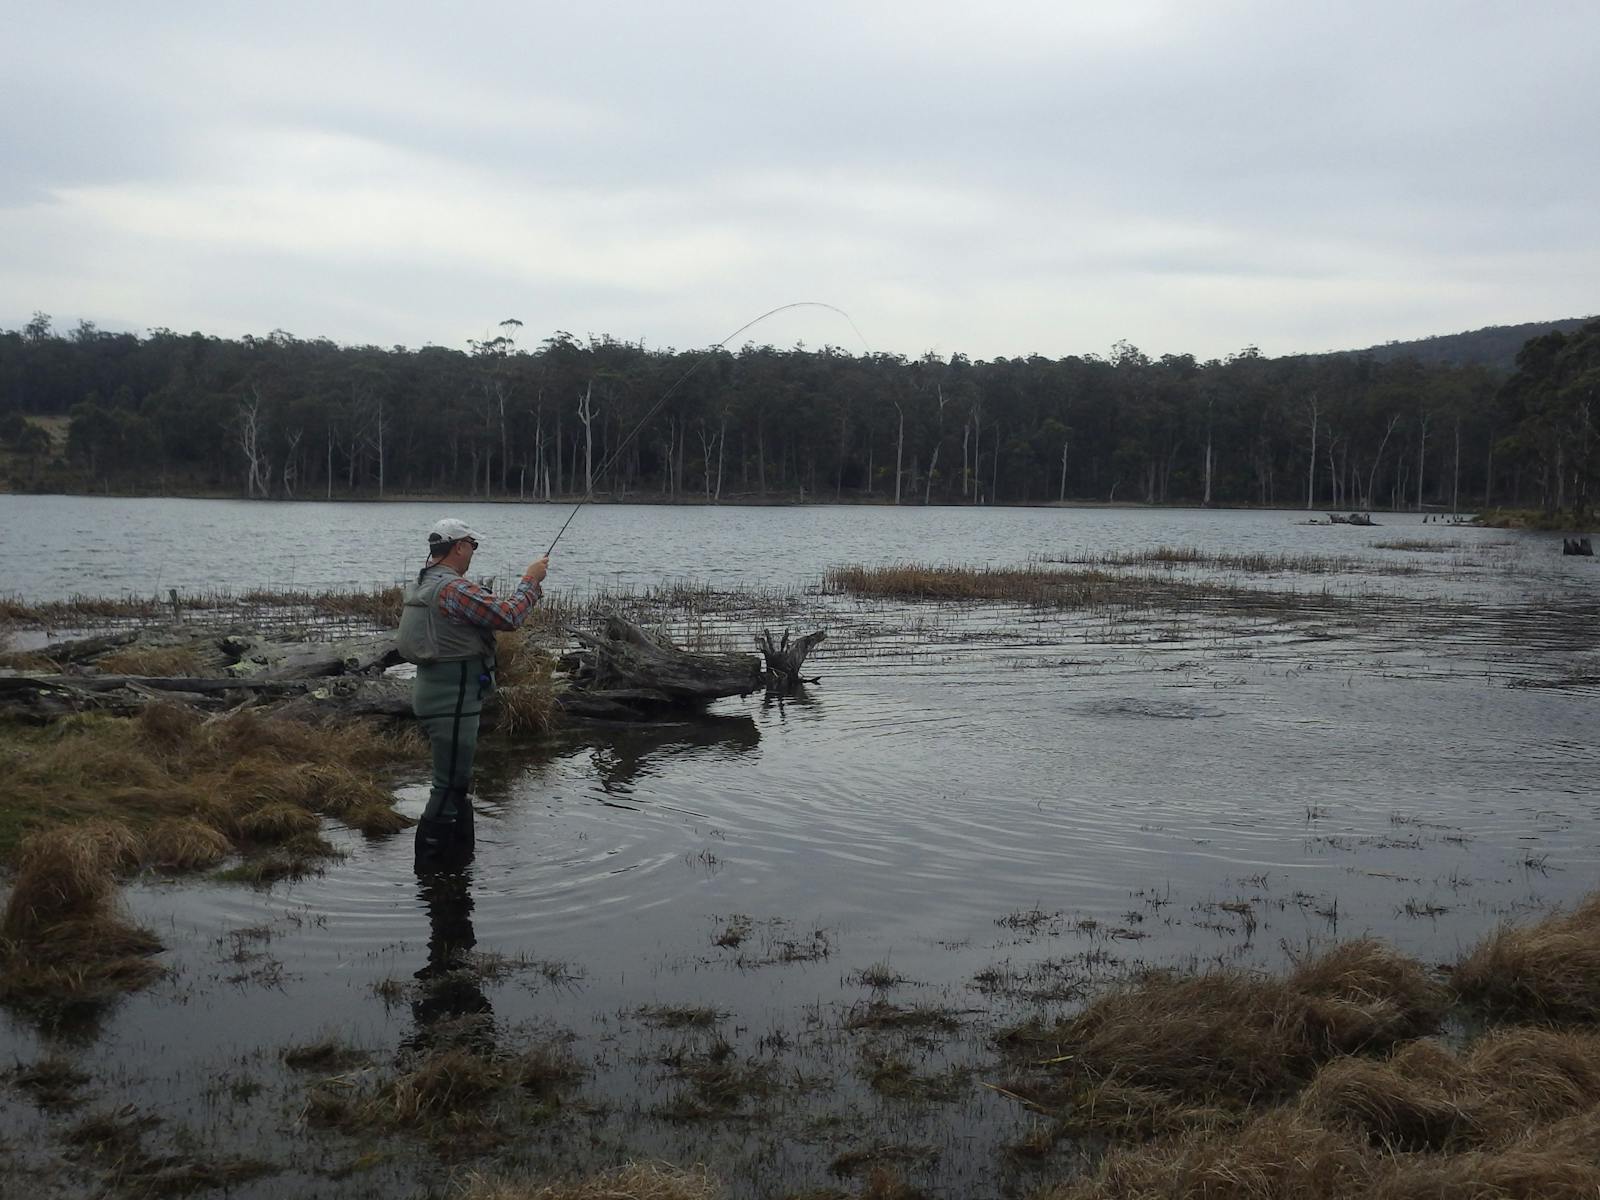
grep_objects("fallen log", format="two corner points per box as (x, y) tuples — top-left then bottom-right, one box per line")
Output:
(220, 633), (402, 679)
(565, 616), (764, 707)
(22, 629), (139, 666)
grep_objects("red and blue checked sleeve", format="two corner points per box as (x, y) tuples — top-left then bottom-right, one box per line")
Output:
(436, 576), (542, 631)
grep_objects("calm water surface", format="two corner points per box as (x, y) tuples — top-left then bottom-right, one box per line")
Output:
(1, 496), (1597, 1197)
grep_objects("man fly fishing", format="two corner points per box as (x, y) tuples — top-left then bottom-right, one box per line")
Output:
(397, 518), (549, 869)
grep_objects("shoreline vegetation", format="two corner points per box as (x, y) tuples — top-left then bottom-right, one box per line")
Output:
(4, 566), (1600, 1196)
(3, 315), (1596, 523)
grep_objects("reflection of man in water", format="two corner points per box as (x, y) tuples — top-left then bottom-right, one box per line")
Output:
(407, 867), (493, 1048)
(397, 517), (548, 869)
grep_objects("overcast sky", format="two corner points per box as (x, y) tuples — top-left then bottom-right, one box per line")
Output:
(3, 1), (1595, 362)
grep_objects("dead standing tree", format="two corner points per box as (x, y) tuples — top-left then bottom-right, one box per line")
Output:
(238, 384), (272, 499)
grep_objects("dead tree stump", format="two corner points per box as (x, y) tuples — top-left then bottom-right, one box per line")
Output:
(757, 628), (826, 691)
(563, 616), (764, 712)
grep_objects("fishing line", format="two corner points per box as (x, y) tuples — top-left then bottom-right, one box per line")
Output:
(545, 301), (872, 556)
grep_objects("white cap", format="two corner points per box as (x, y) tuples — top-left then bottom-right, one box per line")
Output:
(427, 518), (483, 548)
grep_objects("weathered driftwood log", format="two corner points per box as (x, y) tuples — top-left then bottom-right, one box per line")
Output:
(0, 672), (315, 721)
(219, 633), (402, 679)
(565, 617), (764, 709)
(757, 628), (826, 690)
(21, 629), (139, 666)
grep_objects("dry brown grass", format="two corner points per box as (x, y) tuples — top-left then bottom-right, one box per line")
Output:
(1301, 1027), (1600, 1153)
(143, 818), (234, 869)
(1042, 1109), (1376, 1200)
(1452, 894), (1600, 1021)
(1047, 1092), (1600, 1200)
(0, 704), (419, 862)
(492, 629), (559, 735)
(825, 563), (1128, 606)
(1, 821), (142, 938)
(96, 645), (204, 676)
(458, 1162), (719, 1200)
(0, 822), (164, 1006)
(1000, 939), (1446, 1126)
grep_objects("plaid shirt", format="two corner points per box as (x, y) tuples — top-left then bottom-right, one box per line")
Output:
(437, 575), (542, 631)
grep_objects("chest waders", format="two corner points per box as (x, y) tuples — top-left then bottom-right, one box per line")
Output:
(412, 655), (491, 868)
(400, 565), (504, 870)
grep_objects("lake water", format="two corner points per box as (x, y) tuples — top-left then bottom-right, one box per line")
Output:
(2, 492), (1592, 602)
(1, 495), (1597, 1198)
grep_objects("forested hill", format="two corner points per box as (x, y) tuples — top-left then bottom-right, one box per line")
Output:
(0, 312), (1595, 520)
(1339, 317), (1595, 371)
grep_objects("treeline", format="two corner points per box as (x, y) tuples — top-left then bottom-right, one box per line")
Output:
(0, 312), (1594, 516)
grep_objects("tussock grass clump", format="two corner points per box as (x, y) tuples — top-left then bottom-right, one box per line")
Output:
(1000, 939), (1445, 1126)
(0, 822), (164, 1005)
(1288, 939), (1449, 1055)
(458, 1163), (719, 1200)
(1452, 894), (1600, 1021)
(1, 821), (142, 937)
(1301, 1027), (1600, 1153)
(493, 629), (558, 735)
(143, 818), (233, 869)
(1050, 1087), (1600, 1199)
(237, 803), (320, 842)
(1041, 1108), (1377, 1200)
(342, 803), (414, 836)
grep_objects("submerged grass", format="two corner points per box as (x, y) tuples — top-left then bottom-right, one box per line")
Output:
(306, 1041), (584, 1147)
(1061, 545), (1423, 575)
(459, 1163), (719, 1200)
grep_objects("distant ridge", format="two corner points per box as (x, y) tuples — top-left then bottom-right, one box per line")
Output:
(1335, 316), (1596, 373)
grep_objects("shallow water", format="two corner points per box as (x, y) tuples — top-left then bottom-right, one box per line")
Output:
(1, 499), (1598, 1197)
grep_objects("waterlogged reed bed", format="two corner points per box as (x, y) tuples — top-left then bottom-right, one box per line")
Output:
(823, 561), (1366, 616)
(1050, 544), (1425, 575)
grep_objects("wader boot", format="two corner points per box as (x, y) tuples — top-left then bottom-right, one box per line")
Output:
(414, 787), (475, 869)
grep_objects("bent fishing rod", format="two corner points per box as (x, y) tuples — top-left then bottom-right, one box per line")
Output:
(544, 301), (871, 557)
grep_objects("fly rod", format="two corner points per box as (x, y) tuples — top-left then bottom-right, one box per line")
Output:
(544, 301), (870, 557)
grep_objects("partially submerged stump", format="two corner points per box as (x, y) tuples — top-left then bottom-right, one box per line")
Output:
(562, 616), (764, 717)
(758, 628), (826, 691)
